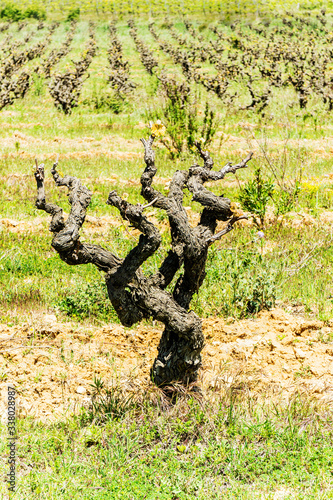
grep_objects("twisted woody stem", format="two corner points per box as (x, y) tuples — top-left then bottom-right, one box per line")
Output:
(34, 140), (252, 387)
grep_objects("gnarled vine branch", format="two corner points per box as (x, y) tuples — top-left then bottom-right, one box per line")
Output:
(34, 138), (252, 386)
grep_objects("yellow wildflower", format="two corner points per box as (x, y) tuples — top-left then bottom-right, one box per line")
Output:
(151, 120), (166, 138)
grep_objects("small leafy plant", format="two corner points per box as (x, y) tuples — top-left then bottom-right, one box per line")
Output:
(32, 72), (45, 96)
(57, 281), (119, 322)
(148, 74), (218, 158)
(81, 376), (135, 424)
(195, 249), (277, 319)
(66, 7), (80, 22)
(87, 85), (128, 114)
(273, 182), (301, 216)
(239, 168), (275, 228)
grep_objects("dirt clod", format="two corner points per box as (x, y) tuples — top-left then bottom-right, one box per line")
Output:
(1, 308), (333, 420)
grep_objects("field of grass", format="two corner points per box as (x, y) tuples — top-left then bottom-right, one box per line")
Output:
(2, 9), (333, 499)
(3, 386), (333, 499)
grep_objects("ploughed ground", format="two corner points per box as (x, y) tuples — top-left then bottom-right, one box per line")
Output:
(1, 308), (333, 420)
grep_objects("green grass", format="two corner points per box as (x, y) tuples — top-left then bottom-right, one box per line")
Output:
(1, 387), (333, 499)
(2, 221), (333, 323)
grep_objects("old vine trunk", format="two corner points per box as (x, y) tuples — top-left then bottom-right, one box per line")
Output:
(34, 137), (252, 387)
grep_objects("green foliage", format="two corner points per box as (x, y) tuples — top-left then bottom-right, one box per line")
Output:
(0, 3), (21, 20)
(0, 3), (46, 20)
(32, 72), (45, 96)
(24, 6), (46, 20)
(239, 160), (301, 223)
(149, 78), (218, 158)
(244, 272), (277, 314)
(219, 252), (277, 317)
(66, 7), (80, 21)
(57, 280), (119, 322)
(87, 86), (128, 114)
(160, 77), (193, 157)
(200, 101), (218, 146)
(81, 376), (135, 424)
(194, 249), (277, 319)
(273, 182), (301, 216)
(239, 168), (275, 228)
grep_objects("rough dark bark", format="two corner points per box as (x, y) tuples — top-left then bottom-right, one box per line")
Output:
(34, 139), (252, 387)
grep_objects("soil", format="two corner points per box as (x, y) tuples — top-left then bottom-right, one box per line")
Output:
(1, 308), (333, 421)
(2, 203), (333, 239)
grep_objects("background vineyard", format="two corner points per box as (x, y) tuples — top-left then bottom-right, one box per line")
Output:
(2, 0), (325, 18)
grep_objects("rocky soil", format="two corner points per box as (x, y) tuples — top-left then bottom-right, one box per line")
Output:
(1, 308), (333, 420)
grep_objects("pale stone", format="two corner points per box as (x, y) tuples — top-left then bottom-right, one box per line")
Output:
(76, 386), (86, 395)
(295, 348), (306, 359)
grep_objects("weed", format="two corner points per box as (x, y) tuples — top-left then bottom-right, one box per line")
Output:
(239, 168), (275, 229)
(60, 345), (74, 365)
(32, 72), (45, 97)
(66, 7), (80, 22)
(193, 249), (277, 318)
(294, 364), (313, 379)
(33, 372), (42, 383)
(274, 183), (301, 216)
(200, 100), (219, 147)
(87, 86), (128, 114)
(318, 330), (333, 343)
(252, 133), (303, 218)
(148, 75), (218, 158)
(81, 376), (135, 424)
(57, 280), (119, 322)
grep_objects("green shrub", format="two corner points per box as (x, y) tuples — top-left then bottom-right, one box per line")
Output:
(57, 280), (119, 322)
(0, 4), (22, 21)
(222, 254), (276, 317)
(0, 3), (46, 20)
(147, 75), (218, 158)
(239, 168), (275, 229)
(24, 6), (46, 20)
(87, 87), (128, 114)
(32, 72), (45, 96)
(194, 249), (277, 319)
(273, 183), (301, 216)
(239, 165), (301, 224)
(66, 7), (80, 21)
(240, 272), (277, 314)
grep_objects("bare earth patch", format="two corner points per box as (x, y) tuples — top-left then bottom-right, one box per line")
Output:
(1, 308), (333, 420)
